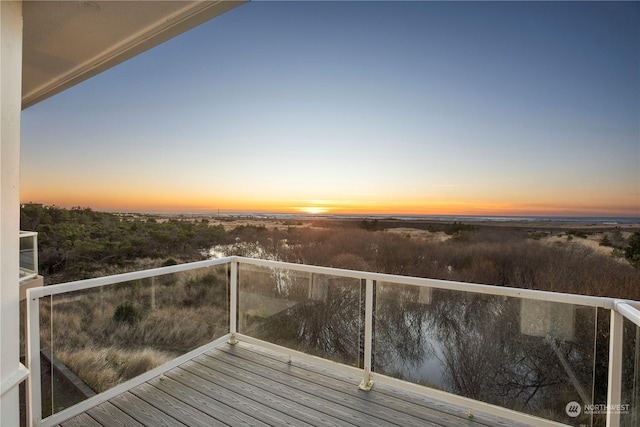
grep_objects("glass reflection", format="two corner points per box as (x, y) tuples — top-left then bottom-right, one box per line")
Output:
(374, 282), (600, 425)
(238, 263), (362, 367)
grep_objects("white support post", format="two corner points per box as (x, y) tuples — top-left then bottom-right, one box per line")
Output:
(0, 2), (24, 427)
(228, 258), (238, 344)
(607, 309), (623, 427)
(359, 279), (374, 391)
(33, 233), (38, 275)
(634, 327), (640, 427)
(26, 292), (42, 427)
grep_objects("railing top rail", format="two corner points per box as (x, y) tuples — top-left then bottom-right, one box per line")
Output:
(614, 300), (640, 327)
(26, 257), (231, 299)
(19, 230), (38, 237)
(237, 256), (622, 310)
(26, 255), (637, 312)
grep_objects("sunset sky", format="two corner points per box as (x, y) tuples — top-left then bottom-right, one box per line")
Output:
(20, 1), (640, 217)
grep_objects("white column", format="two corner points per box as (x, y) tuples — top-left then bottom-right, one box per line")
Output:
(0, 2), (24, 427)
(607, 309), (624, 427)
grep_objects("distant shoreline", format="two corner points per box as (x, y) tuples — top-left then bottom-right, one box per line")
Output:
(115, 212), (640, 235)
(119, 211), (640, 227)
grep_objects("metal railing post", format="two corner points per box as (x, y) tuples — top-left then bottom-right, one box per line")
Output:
(26, 290), (42, 426)
(229, 258), (238, 345)
(607, 309), (623, 427)
(359, 279), (374, 391)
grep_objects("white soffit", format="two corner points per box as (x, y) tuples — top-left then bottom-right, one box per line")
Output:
(22, 0), (246, 109)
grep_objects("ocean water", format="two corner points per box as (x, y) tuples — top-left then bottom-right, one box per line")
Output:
(219, 213), (640, 225)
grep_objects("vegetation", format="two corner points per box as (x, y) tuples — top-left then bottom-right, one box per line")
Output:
(442, 221), (475, 236)
(21, 204), (640, 297)
(21, 203), (230, 283)
(566, 229), (590, 239)
(625, 231), (640, 268)
(359, 218), (380, 231)
(20, 204), (640, 423)
(113, 301), (142, 325)
(217, 223), (640, 300)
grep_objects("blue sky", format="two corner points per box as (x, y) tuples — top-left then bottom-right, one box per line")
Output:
(21, 1), (640, 216)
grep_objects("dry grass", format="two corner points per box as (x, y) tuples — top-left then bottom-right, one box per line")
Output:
(40, 266), (229, 395)
(106, 306), (226, 353)
(538, 230), (631, 259)
(57, 347), (173, 392)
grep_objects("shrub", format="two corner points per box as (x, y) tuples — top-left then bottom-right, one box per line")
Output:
(529, 231), (548, 240)
(567, 230), (588, 239)
(625, 231), (640, 268)
(612, 248), (625, 259)
(162, 258), (178, 266)
(443, 222), (474, 236)
(113, 301), (142, 325)
(359, 219), (380, 231)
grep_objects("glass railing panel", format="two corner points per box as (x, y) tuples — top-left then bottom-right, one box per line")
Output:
(19, 231), (37, 280)
(374, 282), (601, 426)
(42, 265), (229, 416)
(38, 295), (54, 418)
(238, 263), (362, 367)
(621, 316), (639, 426)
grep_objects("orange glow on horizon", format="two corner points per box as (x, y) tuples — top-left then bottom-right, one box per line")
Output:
(19, 190), (640, 218)
(19, 177), (639, 217)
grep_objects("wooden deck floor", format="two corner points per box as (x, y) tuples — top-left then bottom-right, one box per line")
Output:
(58, 341), (533, 427)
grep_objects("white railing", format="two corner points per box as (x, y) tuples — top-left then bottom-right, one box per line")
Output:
(19, 231), (38, 282)
(25, 256), (640, 427)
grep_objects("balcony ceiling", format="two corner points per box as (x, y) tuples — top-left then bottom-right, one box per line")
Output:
(22, 0), (245, 109)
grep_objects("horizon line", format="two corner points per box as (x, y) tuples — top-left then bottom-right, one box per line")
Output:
(20, 203), (639, 221)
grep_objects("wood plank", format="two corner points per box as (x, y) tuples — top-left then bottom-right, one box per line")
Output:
(221, 342), (362, 386)
(129, 382), (223, 427)
(214, 344), (475, 427)
(224, 350), (447, 427)
(232, 343), (533, 427)
(194, 352), (416, 426)
(85, 401), (145, 427)
(58, 412), (102, 427)
(370, 382), (522, 427)
(181, 360), (356, 426)
(165, 367), (309, 427)
(149, 375), (271, 427)
(60, 340), (535, 427)
(109, 391), (188, 427)
(191, 352), (415, 427)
